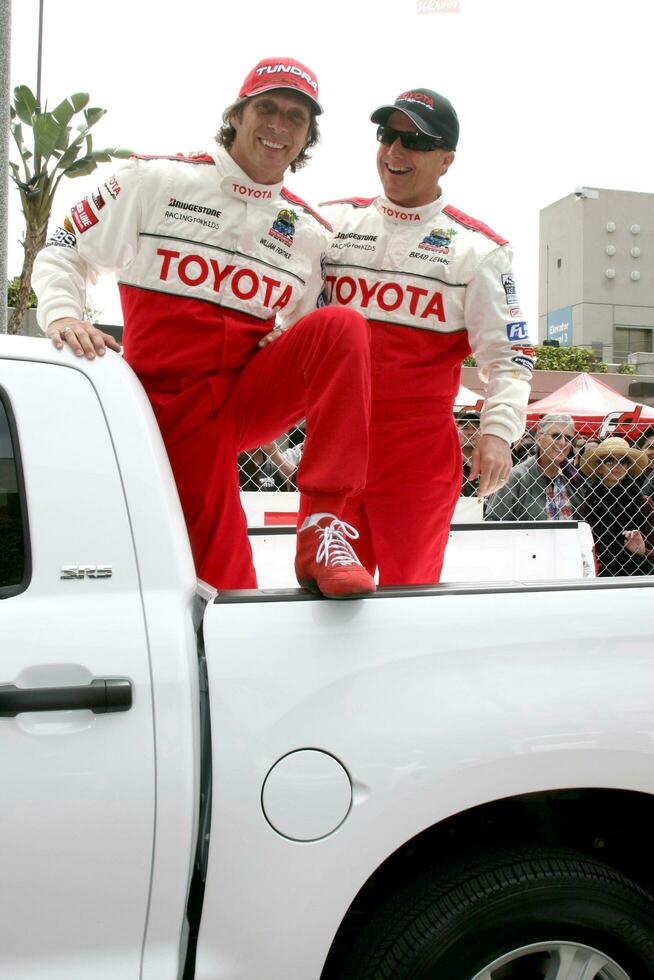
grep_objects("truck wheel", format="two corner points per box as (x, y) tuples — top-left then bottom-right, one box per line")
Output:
(335, 849), (654, 980)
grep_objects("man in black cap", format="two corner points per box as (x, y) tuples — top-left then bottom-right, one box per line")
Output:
(316, 88), (532, 585)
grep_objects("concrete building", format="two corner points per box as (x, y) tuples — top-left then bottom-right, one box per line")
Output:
(539, 187), (654, 365)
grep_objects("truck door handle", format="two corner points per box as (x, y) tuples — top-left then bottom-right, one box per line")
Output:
(0, 679), (132, 717)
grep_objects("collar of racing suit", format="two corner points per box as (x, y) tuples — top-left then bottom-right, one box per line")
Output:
(213, 144), (285, 204)
(373, 193), (446, 224)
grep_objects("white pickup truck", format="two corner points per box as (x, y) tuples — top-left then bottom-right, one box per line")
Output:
(2, 335), (654, 980)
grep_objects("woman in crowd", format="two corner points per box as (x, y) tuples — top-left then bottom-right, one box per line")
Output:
(635, 427), (654, 495)
(580, 437), (653, 576)
(573, 436), (598, 470)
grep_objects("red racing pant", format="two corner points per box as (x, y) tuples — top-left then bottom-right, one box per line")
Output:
(340, 400), (462, 586)
(140, 306), (371, 589)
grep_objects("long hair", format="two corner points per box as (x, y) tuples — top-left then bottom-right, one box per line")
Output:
(215, 96), (320, 173)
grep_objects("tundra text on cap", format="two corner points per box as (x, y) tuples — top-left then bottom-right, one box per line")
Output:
(239, 58), (323, 115)
(370, 87), (459, 150)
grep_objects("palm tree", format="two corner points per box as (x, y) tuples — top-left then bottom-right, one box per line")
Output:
(8, 84), (130, 334)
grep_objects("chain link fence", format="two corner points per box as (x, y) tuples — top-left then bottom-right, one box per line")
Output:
(238, 422), (305, 492)
(470, 414), (654, 578)
(239, 414), (654, 578)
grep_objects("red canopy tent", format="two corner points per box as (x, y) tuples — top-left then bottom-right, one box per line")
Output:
(454, 383), (484, 411)
(526, 373), (654, 437)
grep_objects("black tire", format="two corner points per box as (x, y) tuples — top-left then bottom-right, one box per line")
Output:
(333, 849), (654, 980)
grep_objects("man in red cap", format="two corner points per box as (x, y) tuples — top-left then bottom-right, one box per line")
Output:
(319, 88), (533, 584)
(33, 58), (375, 598)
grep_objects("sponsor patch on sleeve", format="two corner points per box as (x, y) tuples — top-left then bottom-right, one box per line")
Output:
(509, 342), (535, 374)
(46, 225), (77, 249)
(501, 272), (519, 306)
(511, 354), (534, 373)
(91, 188), (106, 211)
(71, 199), (98, 234)
(506, 320), (529, 342)
(104, 175), (121, 199)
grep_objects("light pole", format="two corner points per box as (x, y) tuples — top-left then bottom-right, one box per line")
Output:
(0, 0), (11, 333)
(36, 0), (43, 106)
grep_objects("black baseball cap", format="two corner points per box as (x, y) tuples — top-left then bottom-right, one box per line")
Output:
(370, 88), (459, 150)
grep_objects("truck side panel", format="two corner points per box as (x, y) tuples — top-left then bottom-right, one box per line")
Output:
(198, 582), (654, 980)
(0, 359), (155, 979)
(1, 339), (201, 980)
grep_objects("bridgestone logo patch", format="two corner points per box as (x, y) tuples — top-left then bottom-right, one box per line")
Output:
(168, 197), (222, 219)
(335, 232), (378, 242)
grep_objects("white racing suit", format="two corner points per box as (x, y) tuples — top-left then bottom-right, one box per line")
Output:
(32, 148), (372, 588)
(319, 194), (533, 584)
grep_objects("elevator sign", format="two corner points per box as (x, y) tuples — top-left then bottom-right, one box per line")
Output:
(547, 306), (573, 346)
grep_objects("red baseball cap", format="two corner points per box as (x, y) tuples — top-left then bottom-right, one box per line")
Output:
(239, 57), (323, 115)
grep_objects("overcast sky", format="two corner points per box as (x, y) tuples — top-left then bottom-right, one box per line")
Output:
(8, 0), (653, 337)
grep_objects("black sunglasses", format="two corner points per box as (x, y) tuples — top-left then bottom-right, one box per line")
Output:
(376, 125), (444, 152)
(601, 456), (628, 466)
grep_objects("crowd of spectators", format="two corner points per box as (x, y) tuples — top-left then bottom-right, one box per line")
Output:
(479, 416), (654, 576)
(240, 418), (654, 578)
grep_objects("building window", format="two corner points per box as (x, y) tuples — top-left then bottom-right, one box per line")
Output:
(557, 258), (562, 268)
(0, 393), (29, 594)
(614, 327), (653, 362)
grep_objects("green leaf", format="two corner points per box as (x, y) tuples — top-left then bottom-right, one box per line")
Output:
(55, 125), (72, 151)
(64, 156), (100, 178)
(51, 97), (76, 126)
(13, 85), (38, 124)
(104, 147), (132, 159)
(48, 93), (89, 127)
(69, 92), (90, 113)
(33, 113), (68, 162)
(51, 95), (90, 127)
(84, 107), (106, 128)
(87, 147), (133, 164)
(55, 136), (85, 171)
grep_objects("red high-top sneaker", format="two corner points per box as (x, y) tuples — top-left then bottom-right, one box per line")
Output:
(295, 517), (376, 599)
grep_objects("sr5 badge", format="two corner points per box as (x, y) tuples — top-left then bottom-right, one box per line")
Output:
(61, 566), (113, 579)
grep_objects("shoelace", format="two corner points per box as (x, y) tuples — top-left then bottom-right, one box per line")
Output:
(315, 520), (363, 568)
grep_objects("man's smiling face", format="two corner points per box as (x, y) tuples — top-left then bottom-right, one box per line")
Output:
(376, 110), (455, 208)
(230, 91), (312, 184)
